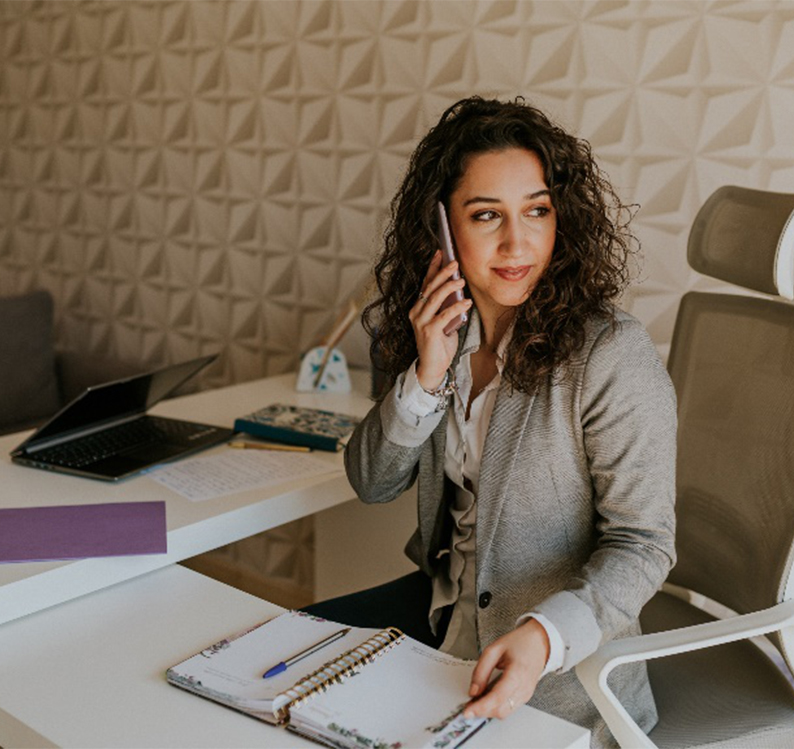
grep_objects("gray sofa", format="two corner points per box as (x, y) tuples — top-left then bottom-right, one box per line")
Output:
(0, 290), (142, 436)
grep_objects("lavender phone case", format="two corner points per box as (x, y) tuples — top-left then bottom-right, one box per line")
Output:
(437, 202), (468, 335)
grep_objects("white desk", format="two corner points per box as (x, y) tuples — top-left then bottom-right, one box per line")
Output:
(0, 564), (590, 749)
(0, 371), (382, 625)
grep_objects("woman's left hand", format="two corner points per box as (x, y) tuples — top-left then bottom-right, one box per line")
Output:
(462, 618), (550, 721)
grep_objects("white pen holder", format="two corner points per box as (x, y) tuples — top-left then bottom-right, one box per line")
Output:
(296, 346), (352, 392)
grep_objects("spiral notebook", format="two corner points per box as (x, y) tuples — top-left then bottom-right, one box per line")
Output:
(166, 610), (488, 749)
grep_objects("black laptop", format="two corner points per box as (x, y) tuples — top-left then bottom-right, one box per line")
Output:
(10, 354), (235, 481)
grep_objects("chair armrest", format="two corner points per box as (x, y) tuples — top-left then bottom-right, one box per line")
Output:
(575, 599), (794, 748)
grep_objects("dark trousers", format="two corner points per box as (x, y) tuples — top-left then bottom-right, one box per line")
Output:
(301, 571), (450, 649)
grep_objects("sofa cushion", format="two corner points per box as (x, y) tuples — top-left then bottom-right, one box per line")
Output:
(0, 290), (61, 431)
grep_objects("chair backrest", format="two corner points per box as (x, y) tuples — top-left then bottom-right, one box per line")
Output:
(688, 185), (794, 300)
(0, 289), (61, 434)
(667, 185), (794, 672)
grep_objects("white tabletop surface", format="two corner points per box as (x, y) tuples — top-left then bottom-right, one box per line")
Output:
(0, 564), (590, 749)
(0, 371), (373, 625)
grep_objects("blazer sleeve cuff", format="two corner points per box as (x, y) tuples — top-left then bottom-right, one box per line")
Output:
(380, 367), (445, 448)
(532, 591), (603, 671)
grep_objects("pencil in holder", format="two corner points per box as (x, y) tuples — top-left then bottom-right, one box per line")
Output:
(296, 346), (351, 392)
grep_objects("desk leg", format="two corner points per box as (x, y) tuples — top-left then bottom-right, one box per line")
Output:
(313, 487), (417, 602)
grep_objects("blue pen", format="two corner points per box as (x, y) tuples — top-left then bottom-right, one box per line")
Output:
(263, 627), (351, 679)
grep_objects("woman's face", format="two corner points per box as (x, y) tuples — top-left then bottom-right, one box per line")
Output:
(448, 148), (556, 326)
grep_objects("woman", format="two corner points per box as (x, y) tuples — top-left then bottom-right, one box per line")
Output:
(305, 96), (676, 746)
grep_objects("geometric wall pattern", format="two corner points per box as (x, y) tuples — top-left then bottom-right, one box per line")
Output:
(3, 0), (794, 602)
(3, 0), (794, 371)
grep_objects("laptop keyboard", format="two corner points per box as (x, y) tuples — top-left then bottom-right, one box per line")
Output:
(32, 416), (219, 469)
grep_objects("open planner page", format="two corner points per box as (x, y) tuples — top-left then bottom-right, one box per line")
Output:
(288, 636), (487, 749)
(166, 611), (380, 723)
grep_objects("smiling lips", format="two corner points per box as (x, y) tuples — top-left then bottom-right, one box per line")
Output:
(493, 266), (531, 281)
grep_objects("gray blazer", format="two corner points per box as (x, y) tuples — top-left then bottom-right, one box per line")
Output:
(345, 310), (677, 747)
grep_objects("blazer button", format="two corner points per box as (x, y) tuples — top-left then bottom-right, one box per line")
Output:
(478, 592), (492, 609)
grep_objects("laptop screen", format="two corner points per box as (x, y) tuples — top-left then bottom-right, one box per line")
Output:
(22, 356), (215, 448)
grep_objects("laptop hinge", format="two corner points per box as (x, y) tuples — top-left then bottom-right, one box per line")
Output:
(20, 412), (145, 454)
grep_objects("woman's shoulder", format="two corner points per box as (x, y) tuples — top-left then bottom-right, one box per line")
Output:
(572, 308), (677, 423)
(573, 306), (668, 381)
(583, 306), (655, 351)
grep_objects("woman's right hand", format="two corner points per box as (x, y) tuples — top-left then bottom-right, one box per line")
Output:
(408, 250), (472, 391)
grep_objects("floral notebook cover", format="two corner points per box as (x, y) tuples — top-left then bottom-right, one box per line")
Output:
(234, 404), (360, 452)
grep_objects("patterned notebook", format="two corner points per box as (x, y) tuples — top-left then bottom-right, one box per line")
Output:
(234, 404), (360, 452)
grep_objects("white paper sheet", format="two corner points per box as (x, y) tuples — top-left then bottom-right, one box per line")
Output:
(147, 449), (340, 501)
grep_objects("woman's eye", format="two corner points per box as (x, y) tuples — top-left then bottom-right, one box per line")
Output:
(472, 210), (499, 222)
(527, 206), (551, 218)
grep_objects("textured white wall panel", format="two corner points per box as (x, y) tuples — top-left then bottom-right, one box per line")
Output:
(2, 0), (792, 596)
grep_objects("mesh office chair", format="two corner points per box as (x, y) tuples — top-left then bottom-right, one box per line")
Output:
(576, 186), (794, 748)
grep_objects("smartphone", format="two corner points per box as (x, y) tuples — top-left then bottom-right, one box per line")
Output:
(436, 201), (468, 336)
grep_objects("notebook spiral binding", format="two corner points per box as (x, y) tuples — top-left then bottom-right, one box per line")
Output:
(275, 626), (405, 723)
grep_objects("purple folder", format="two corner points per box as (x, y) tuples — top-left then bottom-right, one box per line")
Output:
(0, 501), (167, 563)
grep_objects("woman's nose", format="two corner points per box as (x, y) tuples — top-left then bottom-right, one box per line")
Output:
(499, 216), (525, 255)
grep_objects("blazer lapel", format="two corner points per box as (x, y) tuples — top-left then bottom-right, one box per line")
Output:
(476, 380), (536, 572)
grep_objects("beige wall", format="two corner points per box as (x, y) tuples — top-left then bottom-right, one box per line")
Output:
(2, 0), (792, 601)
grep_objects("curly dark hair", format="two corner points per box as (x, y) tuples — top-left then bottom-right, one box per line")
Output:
(365, 96), (638, 394)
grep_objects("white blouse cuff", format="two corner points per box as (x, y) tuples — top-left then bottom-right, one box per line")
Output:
(516, 611), (565, 677)
(400, 360), (443, 418)
(379, 362), (445, 448)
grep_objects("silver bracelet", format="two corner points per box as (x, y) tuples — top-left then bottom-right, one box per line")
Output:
(421, 367), (458, 410)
